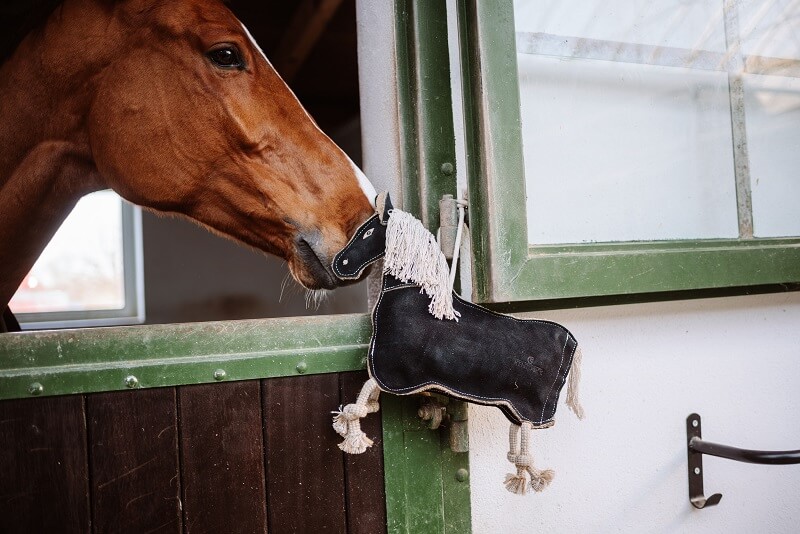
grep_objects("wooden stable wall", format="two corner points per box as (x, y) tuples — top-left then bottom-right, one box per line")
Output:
(0, 371), (385, 534)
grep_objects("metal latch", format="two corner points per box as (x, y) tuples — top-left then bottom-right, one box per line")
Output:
(418, 394), (469, 453)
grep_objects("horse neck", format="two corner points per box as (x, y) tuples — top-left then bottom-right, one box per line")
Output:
(0, 2), (110, 308)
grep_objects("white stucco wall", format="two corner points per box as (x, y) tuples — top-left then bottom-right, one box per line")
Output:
(470, 292), (800, 533)
(356, 3), (800, 533)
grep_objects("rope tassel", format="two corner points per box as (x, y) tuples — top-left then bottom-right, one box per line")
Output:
(504, 422), (554, 495)
(333, 378), (381, 454)
(566, 347), (585, 420)
(384, 209), (460, 321)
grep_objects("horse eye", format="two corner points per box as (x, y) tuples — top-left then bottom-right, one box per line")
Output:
(207, 46), (244, 69)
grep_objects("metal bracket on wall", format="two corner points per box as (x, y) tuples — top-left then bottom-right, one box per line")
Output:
(686, 413), (800, 509)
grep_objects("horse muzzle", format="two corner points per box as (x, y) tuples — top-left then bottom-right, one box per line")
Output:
(293, 233), (339, 289)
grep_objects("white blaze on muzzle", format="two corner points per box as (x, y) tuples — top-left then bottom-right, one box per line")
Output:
(350, 162), (378, 207)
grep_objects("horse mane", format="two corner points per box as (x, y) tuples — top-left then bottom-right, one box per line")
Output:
(0, 0), (63, 66)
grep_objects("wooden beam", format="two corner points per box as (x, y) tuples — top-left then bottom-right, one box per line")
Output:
(273, 0), (345, 82)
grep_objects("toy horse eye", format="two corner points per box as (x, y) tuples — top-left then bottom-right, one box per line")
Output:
(363, 229), (374, 239)
(207, 45), (244, 69)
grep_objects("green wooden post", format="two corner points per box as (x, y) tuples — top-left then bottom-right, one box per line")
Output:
(380, 1), (472, 533)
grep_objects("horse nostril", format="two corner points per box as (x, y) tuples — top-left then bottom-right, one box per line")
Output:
(296, 233), (336, 288)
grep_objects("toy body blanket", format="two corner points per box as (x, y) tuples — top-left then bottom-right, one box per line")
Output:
(371, 272), (577, 427)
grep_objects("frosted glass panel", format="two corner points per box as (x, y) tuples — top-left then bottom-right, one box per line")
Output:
(513, 0), (727, 52)
(514, 0), (739, 244)
(739, 0), (800, 59)
(739, 0), (800, 237)
(745, 75), (800, 237)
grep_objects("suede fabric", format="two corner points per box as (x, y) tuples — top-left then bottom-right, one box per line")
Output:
(369, 274), (577, 427)
(331, 194), (393, 280)
(331, 213), (387, 280)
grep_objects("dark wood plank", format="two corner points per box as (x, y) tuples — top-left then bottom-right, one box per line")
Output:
(179, 382), (267, 534)
(339, 371), (387, 534)
(0, 395), (89, 534)
(262, 374), (347, 534)
(88, 388), (181, 534)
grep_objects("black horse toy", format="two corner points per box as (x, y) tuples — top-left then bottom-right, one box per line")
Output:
(331, 193), (584, 495)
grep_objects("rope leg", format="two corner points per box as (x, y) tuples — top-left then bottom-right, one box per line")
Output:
(504, 422), (555, 495)
(332, 378), (380, 454)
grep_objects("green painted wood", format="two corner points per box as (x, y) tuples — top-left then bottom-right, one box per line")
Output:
(440, 430), (471, 534)
(511, 239), (800, 301)
(0, 313), (371, 400)
(383, 2), (472, 533)
(457, 0), (528, 303)
(381, 394), (471, 534)
(458, 0), (800, 304)
(394, 0), (459, 226)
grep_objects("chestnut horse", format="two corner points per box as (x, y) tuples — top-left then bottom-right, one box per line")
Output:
(0, 0), (377, 316)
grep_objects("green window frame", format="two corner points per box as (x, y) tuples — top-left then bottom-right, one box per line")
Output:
(457, 0), (800, 305)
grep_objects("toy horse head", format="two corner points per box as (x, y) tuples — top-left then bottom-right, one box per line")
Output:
(332, 192), (392, 280)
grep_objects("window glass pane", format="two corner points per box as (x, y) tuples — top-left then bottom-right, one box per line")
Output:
(514, 0), (740, 244)
(739, 0), (799, 59)
(10, 191), (125, 313)
(746, 74), (800, 237)
(513, 0), (727, 51)
(739, 0), (800, 237)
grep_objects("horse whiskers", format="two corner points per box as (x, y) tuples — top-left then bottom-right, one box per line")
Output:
(305, 288), (329, 311)
(279, 271), (295, 303)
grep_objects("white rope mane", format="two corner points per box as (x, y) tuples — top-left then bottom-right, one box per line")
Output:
(383, 209), (460, 321)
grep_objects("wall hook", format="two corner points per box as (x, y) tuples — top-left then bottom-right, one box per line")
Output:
(686, 413), (800, 510)
(686, 414), (723, 509)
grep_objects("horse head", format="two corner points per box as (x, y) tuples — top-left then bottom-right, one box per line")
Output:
(0, 0), (375, 300)
(71, 0), (376, 290)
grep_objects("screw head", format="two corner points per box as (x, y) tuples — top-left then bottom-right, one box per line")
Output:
(694, 467), (701, 475)
(692, 420), (699, 428)
(440, 162), (454, 175)
(455, 468), (469, 482)
(29, 382), (43, 396)
(213, 369), (226, 381)
(296, 361), (308, 374)
(125, 375), (139, 389)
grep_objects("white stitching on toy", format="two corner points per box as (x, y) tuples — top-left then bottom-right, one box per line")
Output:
(368, 276), (575, 425)
(332, 214), (386, 279)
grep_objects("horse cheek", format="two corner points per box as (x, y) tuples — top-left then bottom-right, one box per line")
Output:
(87, 69), (191, 209)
